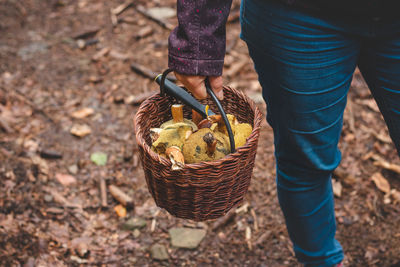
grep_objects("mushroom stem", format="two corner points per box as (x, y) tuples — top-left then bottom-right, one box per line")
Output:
(191, 109), (203, 126)
(203, 132), (217, 157)
(171, 104), (184, 123)
(166, 146), (185, 170)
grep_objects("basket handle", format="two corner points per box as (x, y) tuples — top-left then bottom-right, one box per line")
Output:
(204, 78), (235, 153)
(155, 69), (235, 153)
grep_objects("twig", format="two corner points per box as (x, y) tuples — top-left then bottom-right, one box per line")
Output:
(132, 153), (139, 168)
(72, 27), (101, 39)
(99, 177), (108, 208)
(39, 149), (63, 159)
(92, 47), (110, 61)
(245, 226), (252, 250)
(130, 62), (177, 82)
(373, 160), (400, 175)
(136, 5), (174, 30)
(130, 62), (158, 79)
(112, 0), (133, 16)
(109, 185), (134, 209)
(125, 91), (158, 105)
(250, 209), (259, 232)
(255, 230), (272, 247)
(211, 208), (236, 231)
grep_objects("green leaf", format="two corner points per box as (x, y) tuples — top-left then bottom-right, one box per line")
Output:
(90, 152), (107, 166)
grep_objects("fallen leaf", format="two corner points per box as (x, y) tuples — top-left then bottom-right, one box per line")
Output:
(373, 160), (400, 175)
(90, 152), (107, 166)
(55, 173), (77, 186)
(70, 124), (91, 137)
(332, 179), (342, 197)
(71, 108), (94, 119)
(371, 172), (390, 194)
(391, 189), (400, 204)
(146, 7), (175, 20)
(114, 204), (127, 217)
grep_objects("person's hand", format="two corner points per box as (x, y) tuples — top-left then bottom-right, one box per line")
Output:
(174, 72), (224, 100)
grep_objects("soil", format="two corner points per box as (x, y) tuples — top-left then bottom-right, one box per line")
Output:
(1, 0), (400, 266)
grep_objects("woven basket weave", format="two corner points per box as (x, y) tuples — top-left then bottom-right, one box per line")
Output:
(134, 86), (262, 221)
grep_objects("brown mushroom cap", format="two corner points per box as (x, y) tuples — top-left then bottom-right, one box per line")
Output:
(182, 128), (229, 164)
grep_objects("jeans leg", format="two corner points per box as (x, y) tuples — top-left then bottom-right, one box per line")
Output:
(358, 32), (400, 156)
(240, 0), (359, 265)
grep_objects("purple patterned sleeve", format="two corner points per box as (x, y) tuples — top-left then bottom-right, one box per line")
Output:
(168, 0), (233, 76)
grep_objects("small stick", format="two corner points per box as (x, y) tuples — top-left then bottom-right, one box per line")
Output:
(99, 177), (107, 208)
(246, 226), (252, 250)
(374, 160), (400, 175)
(112, 0), (133, 15)
(108, 185), (134, 209)
(171, 104), (184, 123)
(130, 62), (177, 82)
(132, 154), (139, 168)
(136, 5), (174, 30)
(211, 208), (236, 231)
(250, 209), (259, 232)
(125, 90), (158, 105)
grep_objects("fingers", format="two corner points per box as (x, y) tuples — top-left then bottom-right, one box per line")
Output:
(208, 76), (224, 100)
(174, 72), (224, 100)
(175, 72), (207, 99)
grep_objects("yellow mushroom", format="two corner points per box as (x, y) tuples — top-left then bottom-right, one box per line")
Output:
(233, 123), (253, 148)
(182, 128), (230, 164)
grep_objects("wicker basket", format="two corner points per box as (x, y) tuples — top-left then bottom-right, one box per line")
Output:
(134, 86), (263, 221)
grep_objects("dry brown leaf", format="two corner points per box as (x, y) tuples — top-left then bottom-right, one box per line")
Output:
(71, 108), (94, 119)
(55, 173), (77, 186)
(332, 179), (342, 197)
(371, 172), (390, 194)
(70, 124), (91, 137)
(356, 98), (380, 113)
(373, 160), (400, 175)
(391, 189), (400, 204)
(114, 204), (127, 217)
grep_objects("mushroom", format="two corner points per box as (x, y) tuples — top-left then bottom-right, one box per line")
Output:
(203, 132), (217, 157)
(151, 104), (195, 154)
(160, 104), (197, 131)
(182, 128), (229, 164)
(152, 124), (193, 154)
(166, 146), (185, 170)
(209, 114), (239, 135)
(233, 123), (253, 147)
(208, 114), (253, 148)
(191, 109), (203, 126)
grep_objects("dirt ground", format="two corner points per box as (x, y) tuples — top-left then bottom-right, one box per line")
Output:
(1, 0), (400, 266)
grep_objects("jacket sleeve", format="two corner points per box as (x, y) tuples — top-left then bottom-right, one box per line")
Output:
(168, 0), (233, 76)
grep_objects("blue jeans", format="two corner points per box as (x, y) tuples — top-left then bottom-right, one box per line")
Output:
(240, 0), (400, 266)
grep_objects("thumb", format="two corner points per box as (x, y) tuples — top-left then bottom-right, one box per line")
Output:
(208, 76), (224, 100)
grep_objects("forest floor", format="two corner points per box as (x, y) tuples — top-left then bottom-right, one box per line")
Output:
(1, 0), (400, 266)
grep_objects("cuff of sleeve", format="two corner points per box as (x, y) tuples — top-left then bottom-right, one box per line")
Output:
(168, 54), (224, 76)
